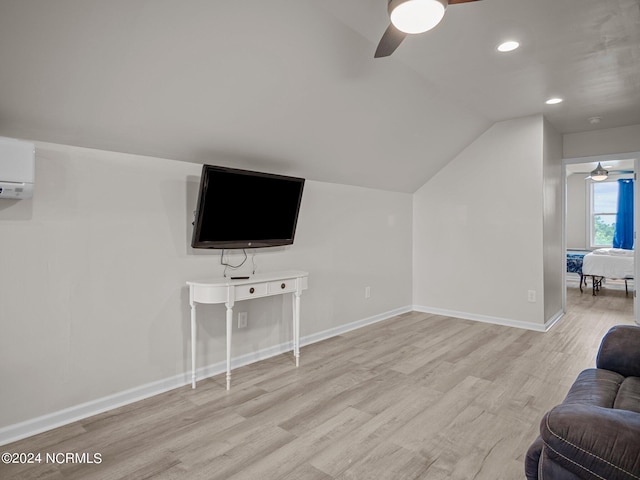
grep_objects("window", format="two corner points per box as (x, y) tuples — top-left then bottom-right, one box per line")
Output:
(589, 180), (619, 248)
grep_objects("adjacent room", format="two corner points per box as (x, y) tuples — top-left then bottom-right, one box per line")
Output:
(565, 158), (637, 297)
(1, 0), (639, 478)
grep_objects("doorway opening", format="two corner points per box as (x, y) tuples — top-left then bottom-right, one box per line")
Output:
(562, 154), (639, 324)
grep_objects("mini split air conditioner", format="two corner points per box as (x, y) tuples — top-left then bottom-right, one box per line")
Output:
(0, 136), (35, 199)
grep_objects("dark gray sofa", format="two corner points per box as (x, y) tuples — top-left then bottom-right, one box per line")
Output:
(525, 325), (640, 479)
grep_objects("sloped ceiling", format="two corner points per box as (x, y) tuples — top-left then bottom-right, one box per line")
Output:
(0, 0), (639, 192)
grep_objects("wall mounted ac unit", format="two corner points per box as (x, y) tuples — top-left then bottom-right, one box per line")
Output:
(0, 136), (35, 199)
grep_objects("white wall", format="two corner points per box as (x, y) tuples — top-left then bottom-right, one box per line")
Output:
(566, 173), (588, 249)
(542, 119), (563, 323)
(413, 115), (547, 328)
(0, 141), (413, 435)
(564, 124), (640, 159)
(14, 121), (640, 441)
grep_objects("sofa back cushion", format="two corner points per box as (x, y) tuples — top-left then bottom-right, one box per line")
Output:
(564, 369), (624, 408)
(597, 325), (640, 377)
(614, 377), (640, 413)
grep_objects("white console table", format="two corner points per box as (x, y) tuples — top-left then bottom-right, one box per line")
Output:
(187, 270), (308, 390)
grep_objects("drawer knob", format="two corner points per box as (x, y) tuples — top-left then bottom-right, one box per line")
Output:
(249, 287), (255, 294)
(281, 283), (286, 289)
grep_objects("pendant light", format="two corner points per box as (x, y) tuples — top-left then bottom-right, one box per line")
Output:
(590, 162), (609, 182)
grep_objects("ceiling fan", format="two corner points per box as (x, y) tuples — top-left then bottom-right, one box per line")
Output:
(578, 163), (634, 181)
(375, 0), (482, 58)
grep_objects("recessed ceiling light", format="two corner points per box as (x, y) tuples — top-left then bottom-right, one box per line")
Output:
(589, 116), (602, 125)
(497, 41), (519, 52)
(546, 97), (563, 105)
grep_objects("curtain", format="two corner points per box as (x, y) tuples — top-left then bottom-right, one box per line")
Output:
(613, 178), (634, 250)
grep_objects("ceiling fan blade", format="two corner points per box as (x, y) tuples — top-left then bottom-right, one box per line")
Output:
(448, 0), (482, 4)
(578, 170), (633, 175)
(374, 24), (407, 58)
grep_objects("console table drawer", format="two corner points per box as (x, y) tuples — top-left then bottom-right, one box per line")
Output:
(268, 280), (297, 294)
(235, 283), (268, 300)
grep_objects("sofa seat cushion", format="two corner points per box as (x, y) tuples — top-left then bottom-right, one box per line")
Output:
(563, 368), (624, 408)
(614, 376), (640, 413)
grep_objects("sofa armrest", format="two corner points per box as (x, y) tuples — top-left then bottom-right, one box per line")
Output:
(596, 325), (640, 377)
(525, 435), (543, 480)
(541, 404), (640, 479)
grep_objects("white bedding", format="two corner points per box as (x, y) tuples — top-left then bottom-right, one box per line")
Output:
(582, 249), (634, 279)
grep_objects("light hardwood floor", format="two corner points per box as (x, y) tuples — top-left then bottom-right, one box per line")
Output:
(1, 286), (635, 480)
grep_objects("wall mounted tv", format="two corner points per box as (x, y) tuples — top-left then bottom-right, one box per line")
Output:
(191, 165), (305, 249)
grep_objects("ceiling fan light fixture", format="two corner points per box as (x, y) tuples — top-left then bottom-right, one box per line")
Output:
(590, 162), (609, 182)
(389, 0), (447, 34)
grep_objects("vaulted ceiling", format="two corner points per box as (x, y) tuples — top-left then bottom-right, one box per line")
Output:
(1, 0), (639, 192)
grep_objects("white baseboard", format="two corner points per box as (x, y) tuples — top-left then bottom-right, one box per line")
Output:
(0, 305), (412, 447)
(0, 373), (191, 448)
(300, 305), (413, 346)
(412, 304), (562, 333)
(544, 309), (564, 331)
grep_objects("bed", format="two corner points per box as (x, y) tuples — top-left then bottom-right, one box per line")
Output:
(582, 248), (635, 296)
(566, 250), (590, 292)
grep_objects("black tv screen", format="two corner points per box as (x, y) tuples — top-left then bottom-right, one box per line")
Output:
(191, 165), (305, 249)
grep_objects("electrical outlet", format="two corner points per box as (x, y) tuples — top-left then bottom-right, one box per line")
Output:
(365, 286), (371, 299)
(527, 290), (536, 303)
(238, 312), (248, 328)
